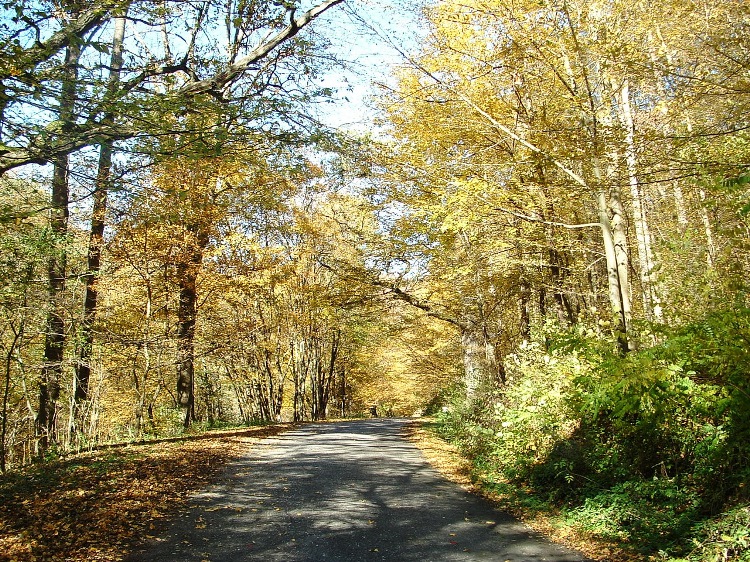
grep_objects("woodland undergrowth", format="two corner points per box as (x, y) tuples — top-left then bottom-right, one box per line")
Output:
(431, 308), (750, 562)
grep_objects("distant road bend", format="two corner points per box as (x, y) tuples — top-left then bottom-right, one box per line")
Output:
(130, 419), (593, 561)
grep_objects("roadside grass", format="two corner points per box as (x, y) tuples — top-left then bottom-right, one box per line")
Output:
(0, 424), (292, 561)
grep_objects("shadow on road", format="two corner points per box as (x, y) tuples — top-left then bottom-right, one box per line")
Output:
(128, 419), (592, 562)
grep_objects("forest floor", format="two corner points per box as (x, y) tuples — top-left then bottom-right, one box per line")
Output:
(405, 419), (641, 562)
(0, 425), (293, 561)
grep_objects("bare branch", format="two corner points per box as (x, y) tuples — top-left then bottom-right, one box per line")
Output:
(492, 206), (601, 230)
(178, 0), (345, 98)
(372, 279), (466, 330)
(317, 259), (465, 330)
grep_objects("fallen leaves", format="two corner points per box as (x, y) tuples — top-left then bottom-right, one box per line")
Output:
(0, 425), (291, 561)
(402, 421), (474, 489)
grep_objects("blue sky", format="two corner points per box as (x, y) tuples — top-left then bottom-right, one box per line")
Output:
(313, 0), (426, 131)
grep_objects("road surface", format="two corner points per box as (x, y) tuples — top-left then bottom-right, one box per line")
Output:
(129, 419), (592, 561)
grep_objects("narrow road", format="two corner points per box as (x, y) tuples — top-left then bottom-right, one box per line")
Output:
(129, 419), (592, 561)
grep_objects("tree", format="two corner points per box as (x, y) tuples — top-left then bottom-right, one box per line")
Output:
(0, 179), (49, 470)
(115, 155), (245, 426)
(362, 0), (750, 408)
(0, 0), (347, 448)
(37, 2), (84, 452)
(0, 0), (345, 175)
(75, 4), (128, 427)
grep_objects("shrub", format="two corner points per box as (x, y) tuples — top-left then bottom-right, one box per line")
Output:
(666, 506), (750, 562)
(436, 310), (750, 558)
(438, 340), (587, 484)
(566, 479), (700, 552)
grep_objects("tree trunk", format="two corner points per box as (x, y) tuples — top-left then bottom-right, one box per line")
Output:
(519, 278), (531, 341)
(339, 366), (347, 418)
(548, 248), (576, 326)
(673, 183), (688, 231)
(698, 189), (716, 268)
(76, 12), (128, 409)
(320, 329), (340, 420)
(37, 31), (81, 454)
(176, 262), (197, 427)
(175, 234), (207, 428)
(462, 327), (485, 399)
(2, 325), (23, 472)
(617, 80), (662, 322)
(608, 185), (632, 324)
(273, 355), (284, 421)
(292, 339), (307, 422)
(596, 188), (631, 353)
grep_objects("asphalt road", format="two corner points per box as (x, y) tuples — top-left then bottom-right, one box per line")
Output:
(128, 419), (593, 562)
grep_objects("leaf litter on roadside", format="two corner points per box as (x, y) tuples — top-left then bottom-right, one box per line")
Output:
(0, 425), (290, 561)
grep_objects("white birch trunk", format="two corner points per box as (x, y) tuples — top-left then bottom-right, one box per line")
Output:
(699, 189), (716, 267)
(617, 81), (663, 321)
(462, 328), (485, 399)
(673, 183), (689, 229)
(594, 154), (632, 354)
(607, 185), (633, 334)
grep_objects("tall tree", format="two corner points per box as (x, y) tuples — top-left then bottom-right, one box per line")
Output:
(36, 2), (83, 452)
(75, 6), (128, 416)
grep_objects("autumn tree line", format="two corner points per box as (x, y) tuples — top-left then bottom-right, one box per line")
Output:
(2, 0), (750, 553)
(0, 0), (396, 468)
(365, 0), (750, 558)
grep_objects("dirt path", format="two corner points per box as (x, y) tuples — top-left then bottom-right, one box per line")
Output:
(129, 419), (592, 561)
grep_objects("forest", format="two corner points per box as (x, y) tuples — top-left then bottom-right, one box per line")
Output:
(1, 0), (749, 560)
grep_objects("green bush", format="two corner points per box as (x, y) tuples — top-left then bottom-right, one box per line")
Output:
(435, 308), (750, 559)
(437, 340), (586, 483)
(573, 309), (750, 506)
(666, 506), (750, 562)
(566, 479), (700, 551)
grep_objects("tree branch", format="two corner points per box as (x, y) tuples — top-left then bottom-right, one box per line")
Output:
(316, 258), (466, 330)
(177, 0), (344, 98)
(492, 206), (601, 230)
(372, 279), (467, 330)
(385, 40), (590, 189)
(3, 3), (118, 78)
(0, 0), (345, 175)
